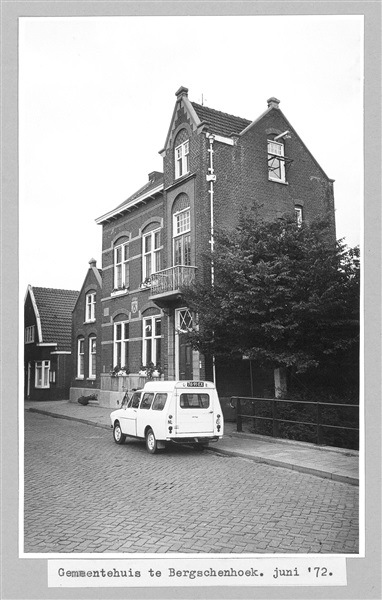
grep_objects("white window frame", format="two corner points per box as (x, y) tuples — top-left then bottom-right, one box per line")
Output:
(142, 316), (162, 366)
(35, 360), (50, 388)
(267, 139), (286, 183)
(88, 336), (96, 379)
(175, 140), (190, 179)
(173, 208), (191, 266)
(142, 228), (162, 280)
(25, 325), (35, 344)
(295, 206), (303, 227)
(77, 338), (85, 379)
(85, 292), (96, 322)
(113, 321), (129, 369)
(114, 242), (129, 290)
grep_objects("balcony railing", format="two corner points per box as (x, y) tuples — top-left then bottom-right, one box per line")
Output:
(150, 265), (197, 298)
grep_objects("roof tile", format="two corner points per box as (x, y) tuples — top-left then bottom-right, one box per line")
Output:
(191, 102), (251, 136)
(32, 287), (79, 351)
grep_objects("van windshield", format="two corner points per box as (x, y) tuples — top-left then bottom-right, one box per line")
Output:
(180, 393), (210, 409)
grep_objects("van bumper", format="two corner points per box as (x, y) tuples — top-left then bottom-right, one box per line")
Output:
(167, 436), (220, 445)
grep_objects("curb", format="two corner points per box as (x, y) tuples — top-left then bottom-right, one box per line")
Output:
(27, 408), (111, 431)
(26, 408), (358, 486)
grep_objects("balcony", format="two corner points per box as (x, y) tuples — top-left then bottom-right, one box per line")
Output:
(149, 265), (197, 306)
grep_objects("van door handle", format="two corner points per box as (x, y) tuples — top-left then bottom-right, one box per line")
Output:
(208, 411), (213, 414)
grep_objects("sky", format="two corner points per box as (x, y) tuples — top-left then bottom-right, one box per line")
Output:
(19, 15), (363, 293)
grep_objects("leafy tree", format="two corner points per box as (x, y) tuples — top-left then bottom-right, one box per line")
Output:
(183, 208), (359, 397)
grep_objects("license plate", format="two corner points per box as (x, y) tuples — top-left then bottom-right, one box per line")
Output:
(186, 381), (204, 388)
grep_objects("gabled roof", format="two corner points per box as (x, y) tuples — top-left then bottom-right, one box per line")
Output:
(73, 259), (103, 312)
(27, 286), (79, 351)
(96, 171), (163, 224)
(191, 102), (251, 137)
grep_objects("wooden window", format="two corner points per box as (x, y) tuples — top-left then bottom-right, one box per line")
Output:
(89, 336), (96, 379)
(268, 139), (286, 183)
(85, 292), (96, 322)
(175, 140), (190, 179)
(77, 338), (84, 379)
(35, 360), (50, 388)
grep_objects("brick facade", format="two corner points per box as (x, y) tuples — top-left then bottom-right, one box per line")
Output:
(92, 87), (336, 407)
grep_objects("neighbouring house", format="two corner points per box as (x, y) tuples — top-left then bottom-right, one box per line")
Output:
(69, 258), (102, 403)
(24, 285), (79, 401)
(90, 87), (336, 409)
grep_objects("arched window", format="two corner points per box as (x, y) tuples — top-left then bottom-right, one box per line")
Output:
(142, 223), (162, 280)
(85, 291), (96, 322)
(142, 315), (162, 367)
(88, 336), (96, 379)
(172, 194), (191, 267)
(77, 337), (85, 379)
(113, 236), (129, 291)
(174, 129), (190, 179)
(113, 318), (129, 370)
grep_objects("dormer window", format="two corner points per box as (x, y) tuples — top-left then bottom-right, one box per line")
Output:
(268, 139), (286, 183)
(175, 140), (190, 179)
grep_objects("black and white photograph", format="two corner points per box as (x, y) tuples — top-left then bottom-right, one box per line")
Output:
(1, 2), (381, 599)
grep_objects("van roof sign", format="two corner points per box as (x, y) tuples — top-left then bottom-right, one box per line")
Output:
(176, 381), (215, 389)
(143, 380), (216, 392)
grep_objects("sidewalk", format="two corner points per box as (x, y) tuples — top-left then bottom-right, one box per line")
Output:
(25, 400), (359, 486)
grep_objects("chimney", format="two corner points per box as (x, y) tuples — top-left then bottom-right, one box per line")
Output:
(175, 86), (189, 100)
(89, 258), (97, 268)
(148, 171), (162, 183)
(267, 97), (280, 109)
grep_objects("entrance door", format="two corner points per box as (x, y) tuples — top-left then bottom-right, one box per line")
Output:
(175, 308), (193, 380)
(179, 335), (193, 380)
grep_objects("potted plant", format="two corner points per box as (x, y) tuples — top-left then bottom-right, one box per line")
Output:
(110, 365), (129, 377)
(139, 362), (163, 379)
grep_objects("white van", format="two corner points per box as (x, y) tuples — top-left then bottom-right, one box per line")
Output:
(110, 380), (224, 453)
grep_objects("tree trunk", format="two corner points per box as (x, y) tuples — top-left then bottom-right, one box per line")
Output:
(274, 367), (287, 398)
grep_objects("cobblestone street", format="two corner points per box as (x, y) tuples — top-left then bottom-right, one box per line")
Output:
(24, 412), (359, 554)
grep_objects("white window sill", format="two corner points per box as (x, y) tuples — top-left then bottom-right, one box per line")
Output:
(84, 319), (96, 324)
(268, 177), (288, 185)
(35, 386), (50, 389)
(111, 289), (128, 297)
(76, 376), (84, 380)
(87, 376), (96, 380)
(174, 171), (190, 182)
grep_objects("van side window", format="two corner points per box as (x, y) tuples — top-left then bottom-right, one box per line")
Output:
(152, 393), (167, 411)
(131, 392), (141, 409)
(180, 393), (210, 409)
(140, 392), (154, 410)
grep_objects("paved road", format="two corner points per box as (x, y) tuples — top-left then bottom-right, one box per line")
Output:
(24, 412), (359, 554)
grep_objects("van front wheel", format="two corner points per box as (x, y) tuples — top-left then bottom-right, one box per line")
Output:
(145, 428), (158, 454)
(113, 422), (126, 445)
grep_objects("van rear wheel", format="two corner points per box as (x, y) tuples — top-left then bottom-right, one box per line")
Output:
(194, 443), (206, 451)
(145, 428), (158, 454)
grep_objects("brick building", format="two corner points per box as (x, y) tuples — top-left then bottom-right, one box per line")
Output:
(70, 258), (102, 402)
(24, 285), (79, 401)
(93, 87), (336, 408)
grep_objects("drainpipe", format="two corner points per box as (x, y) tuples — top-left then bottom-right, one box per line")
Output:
(207, 134), (217, 384)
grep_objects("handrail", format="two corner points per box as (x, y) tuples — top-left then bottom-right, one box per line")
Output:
(230, 395), (359, 447)
(150, 265), (197, 296)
